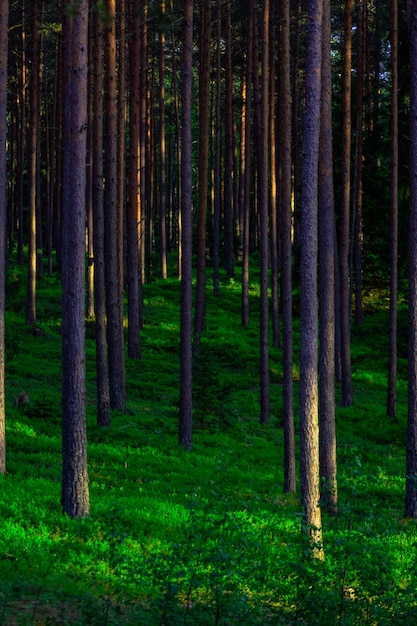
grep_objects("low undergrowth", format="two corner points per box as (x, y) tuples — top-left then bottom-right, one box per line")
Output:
(0, 262), (415, 624)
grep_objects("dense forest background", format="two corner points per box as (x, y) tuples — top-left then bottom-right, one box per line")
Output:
(0, 0), (417, 618)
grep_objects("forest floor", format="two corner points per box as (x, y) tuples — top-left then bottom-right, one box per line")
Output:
(0, 259), (416, 625)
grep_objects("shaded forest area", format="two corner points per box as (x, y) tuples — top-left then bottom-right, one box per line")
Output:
(1, 0), (417, 615)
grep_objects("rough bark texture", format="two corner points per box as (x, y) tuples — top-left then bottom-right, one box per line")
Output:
(299, 0), (324, 559)
(0, 0), (8, 475)
(387, 0), (399, 420)
(179, 0), (193, 451)
(127, 0), (142, 360)
(92, 7), (111, 427)
(259, 0), (270, 424)
(279, 0), (296, 494)
(319, 0), (337, 515)
(405, 0), (417, 519)
(61, 0), (90, 518)
(194, 0), (211, 342)
(104, 0), (126, 411)
(339, 0), (354, 407)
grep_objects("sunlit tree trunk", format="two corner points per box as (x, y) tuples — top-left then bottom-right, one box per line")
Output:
(61, 0), (90, 518)
(319, 0), (337, 515)
(405, 0), (417, 519)
(299, 0), (324, 560)
(279, 0), (296, 494)
(269, 0), (279, 350)
(339, 0), (354, 407)
(17, 1), (26, 265)
(194, 0), (211, 343)
(179, 0), (193, 451)
(387, 0), (399, 421)
(0, 0), (8, 475)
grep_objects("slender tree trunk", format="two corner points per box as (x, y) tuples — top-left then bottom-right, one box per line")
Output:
(26, 1), (39, 327)
(194, 0), (211, 343)
(353, 0), (364, 326)
(241, 4), (253, 329)
(299, 0), (324, 560)
(405, 0), (417, 519)
(0, 0), (8, 475)
(92, 5), (111, 427)
(223, 0), (234, 278)
(279, 0), (296, 494)
(17, 1), (26, 265)
(387, 0), (399, 421)
(105, 0), (126, 411)
(213, 0), (222, 297)
(159, 2), (168, 280)
(61, 0), (90, 518)
(259, 0), (270, 425)
(319, 0), (337, 515)
(179, 0), (193, 451)
(339, 0), (354, 407)
(269, 1), (279, 350)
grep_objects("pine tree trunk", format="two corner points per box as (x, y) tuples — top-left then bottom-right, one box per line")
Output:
(0, 0), (8, 475)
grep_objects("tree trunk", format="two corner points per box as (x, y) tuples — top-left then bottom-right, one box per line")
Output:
(299, 0), (324, 559)
(223, 0), (234, 279)
(0, 0), (8, 475)
(61, 0), (90, 518)
(279, 0), (296, 494)
(319, 0), (337, 515)
(26, 1), (39, 327)
(127, 0), (142, 360)
(104, 0), (126, 411)
(339, 0), (354, 407)
(194, 0), (211, 343)
(387, 0), (399, 421)
(259, 0), (270, 425)
(159, 2), (168, 280)
(179, 0), (193, 451)
(405, 0), (417, 519)
(92, 4), (111, 427)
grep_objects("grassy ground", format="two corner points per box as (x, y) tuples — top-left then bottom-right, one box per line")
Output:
(1, 261), (416, 625)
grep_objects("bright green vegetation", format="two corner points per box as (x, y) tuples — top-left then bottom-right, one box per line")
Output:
(1, 262), (416, 625)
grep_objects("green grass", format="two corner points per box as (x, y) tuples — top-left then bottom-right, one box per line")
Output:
(1, 261), (417, 624)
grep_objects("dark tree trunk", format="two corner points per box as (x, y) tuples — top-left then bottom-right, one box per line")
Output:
(61, 0), (90, 518)
(387, 0), (399, 421)
(194, 0), (211, 343)
(127, 0), (142, 360)
(179, 0), (193, 451)
(92, 5), (111, 427)
(259, 0), (270, 425)
(339, 0), (354, 407)
(0, 0), (8, 475)
(223, 0), (234, 279)
(279, 0), (296, 494)
(405, 0), (417, 519)
(104, 0), (126, 411)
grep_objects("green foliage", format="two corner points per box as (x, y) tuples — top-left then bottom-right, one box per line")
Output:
(1, 258), (417, 623)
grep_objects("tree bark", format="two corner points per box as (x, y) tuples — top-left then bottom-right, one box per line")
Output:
(405, 0), (417, 519)
(299, 0), (324, 559)
(319, 0), (337, 515)
(61, 0), (90, 518)
(387, 0), (399, 421)
(179, 0), (193, 451)
(0, 0), (8, 475)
